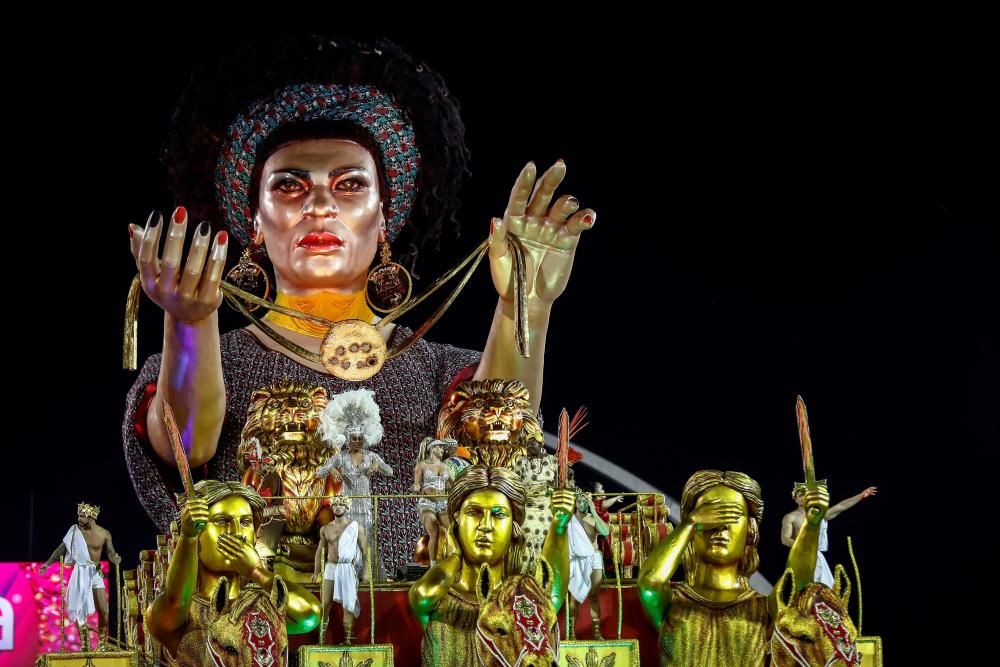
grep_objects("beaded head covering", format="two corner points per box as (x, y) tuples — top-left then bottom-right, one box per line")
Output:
(216, 83), (420, 246)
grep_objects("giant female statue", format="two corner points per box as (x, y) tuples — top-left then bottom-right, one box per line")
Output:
(123, 37), (595, 575)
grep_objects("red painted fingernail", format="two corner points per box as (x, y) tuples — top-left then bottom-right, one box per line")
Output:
(174, 206), (187, 224)
(583, 214), (594, 225)
(218, 231), (228, 244)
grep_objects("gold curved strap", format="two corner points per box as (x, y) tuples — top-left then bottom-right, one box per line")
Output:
(127, 234), (532, 378)
(123, 275), (141, 370)
(222, 290), (325, 364)
(504, 233), (531, 358)
(221, 240), (492, 367)
(385, 242), (489, 360)
(379, 239), (489, 327)
(848, 535), (863, 635)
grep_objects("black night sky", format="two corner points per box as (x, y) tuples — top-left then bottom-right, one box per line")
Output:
(6, 25), (995, 662)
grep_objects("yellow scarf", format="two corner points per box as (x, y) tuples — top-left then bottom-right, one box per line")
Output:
(264, 291), (375, 338)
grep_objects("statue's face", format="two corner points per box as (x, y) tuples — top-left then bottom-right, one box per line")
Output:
(692, 485), (749, 566)
(456, 490), (514, 566)
(199, 496), (256, 572)
(257, 139), (384, 293)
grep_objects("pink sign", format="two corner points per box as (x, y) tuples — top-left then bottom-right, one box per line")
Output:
(0, 562), (110, 665)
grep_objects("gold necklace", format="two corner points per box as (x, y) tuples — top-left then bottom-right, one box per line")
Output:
(125, 235), (530, 381)
(223, 235), (531, 381)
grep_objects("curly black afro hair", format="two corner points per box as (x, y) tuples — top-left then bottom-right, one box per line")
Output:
(163, 35), (470, 267)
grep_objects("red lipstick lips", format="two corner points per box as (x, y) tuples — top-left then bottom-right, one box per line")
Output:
(298, 231), (344, 252)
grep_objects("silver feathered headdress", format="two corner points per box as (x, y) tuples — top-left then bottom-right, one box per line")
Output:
(318, 388), (384, 449)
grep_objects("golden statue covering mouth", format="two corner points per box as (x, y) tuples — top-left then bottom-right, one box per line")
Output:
(144, 479), (320, 666)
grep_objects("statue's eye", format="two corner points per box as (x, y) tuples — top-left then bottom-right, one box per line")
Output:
(494, 627), (509, 637)
(475, 400), (485, 408)
(224, 645), (239, 655)
(268, 399), (280, 410)
(300, 398), (312, 408)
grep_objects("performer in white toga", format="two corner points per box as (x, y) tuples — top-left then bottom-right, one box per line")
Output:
(317, 389), (393, 579)
(782, 484), (878, 586)
(314, 495), (370, 645)
(40, 502), (121, 648)
(567, 491), (609, 639)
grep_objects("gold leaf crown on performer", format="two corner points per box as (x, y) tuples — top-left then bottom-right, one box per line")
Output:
(329, 495), (353, 510)
(78, 502), (100, 519)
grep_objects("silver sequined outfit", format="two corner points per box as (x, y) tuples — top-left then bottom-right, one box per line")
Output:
(416, 467), (450, 515)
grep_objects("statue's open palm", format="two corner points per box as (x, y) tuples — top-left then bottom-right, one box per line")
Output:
(490, 161), (595, 305)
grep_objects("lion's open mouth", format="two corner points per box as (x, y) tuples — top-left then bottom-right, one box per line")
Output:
(275, 424), (306, 442)
(276, 422), (308, 443)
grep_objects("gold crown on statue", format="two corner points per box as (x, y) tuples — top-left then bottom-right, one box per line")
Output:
(77, 502), (100, 519)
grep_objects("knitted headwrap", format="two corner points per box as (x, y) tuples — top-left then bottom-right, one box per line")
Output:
(216, 82), (420, 246)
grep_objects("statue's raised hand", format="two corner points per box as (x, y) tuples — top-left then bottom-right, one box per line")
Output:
(129, 207), (228, 323)
(686, 498), (745, 532)
(489, 161), (595, 306)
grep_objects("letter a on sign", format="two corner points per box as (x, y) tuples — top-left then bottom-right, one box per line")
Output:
(0, 596), (13, 650)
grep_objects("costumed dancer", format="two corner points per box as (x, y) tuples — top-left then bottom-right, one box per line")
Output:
(144, 401), (319, 665)
(40, 502), (121, 649)
(412, 437), (453, 566)
(313, 495), (369, 644)
(567, 491), (609, 639)
(316, 389), (392, 577)
(782, 484), (877, 586)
